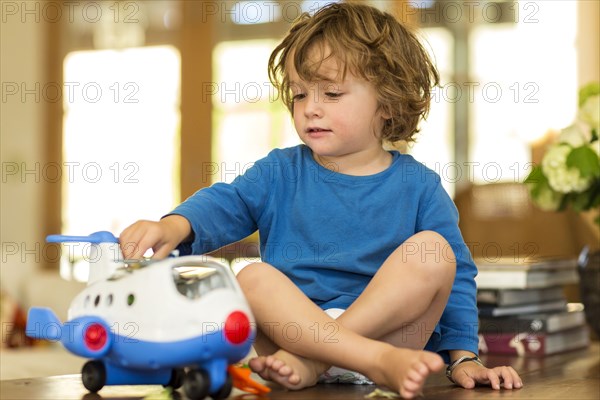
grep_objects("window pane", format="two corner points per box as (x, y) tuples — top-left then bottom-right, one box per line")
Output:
(410, 27), (455, 197)
(62, 46), (181, 237)
(212, 40), (299, 184)
(470, 1), (577, 184)
(216, 111), (272, 181)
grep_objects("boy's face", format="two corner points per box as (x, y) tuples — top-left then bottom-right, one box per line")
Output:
(288, 50), (388, 164)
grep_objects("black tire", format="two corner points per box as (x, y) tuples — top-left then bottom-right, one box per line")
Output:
(81, 360), (106, 393)
(183, 369), (210, 400)
(210, 373), (233, 400)
(164, 368), (185, 389)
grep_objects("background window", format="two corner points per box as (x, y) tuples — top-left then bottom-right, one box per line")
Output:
(410, 27), (455, 196)
(212, 40), (298, 184)
(469, 2), (577, 184)
(62, 46), (180, 279)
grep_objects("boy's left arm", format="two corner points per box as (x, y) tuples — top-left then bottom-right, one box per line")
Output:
(448, 350), (523, 390)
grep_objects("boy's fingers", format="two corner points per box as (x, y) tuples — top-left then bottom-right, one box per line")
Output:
(121, 236), (149, 259)
(152, 244), (174, 259)
(452, 368), (476, 389)
(486, 369), (501, 390)
(119, 221), (157, 258)
(498, 368), (513, 389)
(499, 366), (522, 389)
(456, 375), (476, 389)
(464, 367), (496, 389)
(119, 240), (135, 259)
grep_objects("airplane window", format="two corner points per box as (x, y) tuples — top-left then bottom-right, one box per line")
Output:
(127, 294), (135, 306)
(84, 295), (90, 308)
(172, 264), (230, 300)
(106, 294), (113, 306)
(94, 295), (100, 307)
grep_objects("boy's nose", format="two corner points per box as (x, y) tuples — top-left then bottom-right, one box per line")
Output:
(303, 93), (323, 118)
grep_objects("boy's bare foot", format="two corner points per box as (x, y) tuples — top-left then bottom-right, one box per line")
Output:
(369, 346), (445, 399)
(248, 345), (442, 397)
(248, 349), (329, 390)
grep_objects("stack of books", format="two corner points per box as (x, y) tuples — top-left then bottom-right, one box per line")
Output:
(475, 257), (589, 356)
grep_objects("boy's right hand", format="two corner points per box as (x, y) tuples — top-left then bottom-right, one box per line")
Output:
(119, 215), (192, 260)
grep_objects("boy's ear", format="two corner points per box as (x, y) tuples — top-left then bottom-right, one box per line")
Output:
(379, 105), (392, 120)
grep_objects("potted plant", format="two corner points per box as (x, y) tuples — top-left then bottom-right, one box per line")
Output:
(525, 82), (600, 337)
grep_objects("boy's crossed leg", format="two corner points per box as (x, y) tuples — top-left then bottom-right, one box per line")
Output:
(237, 231), (456, 399)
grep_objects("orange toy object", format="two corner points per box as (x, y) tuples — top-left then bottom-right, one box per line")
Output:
(228, 364), (271, 395)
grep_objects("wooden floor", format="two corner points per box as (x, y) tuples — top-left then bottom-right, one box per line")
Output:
(1, 342), (598, 400)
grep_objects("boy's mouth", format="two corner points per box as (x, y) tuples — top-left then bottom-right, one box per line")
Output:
(306, 127), (331, 133)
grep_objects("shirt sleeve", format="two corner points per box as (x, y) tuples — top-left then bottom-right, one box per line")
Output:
(167, 154), (276, 255)
(417, 182), (479, 361)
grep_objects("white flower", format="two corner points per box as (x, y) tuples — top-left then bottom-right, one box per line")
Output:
(533, 184), (563, 211)
(579, 94), (600, 132)
(541, 144), (593, 193)
(559, 122), (592, 147)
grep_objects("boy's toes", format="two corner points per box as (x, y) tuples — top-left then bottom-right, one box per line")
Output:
(287, 372), (301, 385)
(402, 378), (422, 394)
(423, 353), (444, 371)
(264, 355), (274, 367)
(275, 364), (294, 377)
(399, 386), (420, 400)
(248, 356), (267, 373)
(249, 357), (272, 381)
(269, 358), (287, 372)
(406, 367), (425, 384)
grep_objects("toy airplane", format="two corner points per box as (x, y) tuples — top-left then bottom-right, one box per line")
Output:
(26, 231), (257, 399)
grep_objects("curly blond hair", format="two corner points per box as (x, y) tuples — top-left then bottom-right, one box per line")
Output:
(268, 2), (440, 143)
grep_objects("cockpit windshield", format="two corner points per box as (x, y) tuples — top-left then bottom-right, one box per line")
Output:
(172, 263), (230, 299)
(108, 259), (154, 281)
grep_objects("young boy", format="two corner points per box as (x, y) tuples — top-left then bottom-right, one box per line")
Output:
(120, 3), (522, 398)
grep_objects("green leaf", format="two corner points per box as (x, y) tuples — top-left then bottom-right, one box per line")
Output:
(592, 192), (600, 208)
(588, 183), (600, 208)
(524, 165), (545, 184)
(524, 167), (548, 200)
(557, 191), (572, 211)
(566, 146), (600, 178)
(570, 190), (593, 212)
(579, 82), (600, 107)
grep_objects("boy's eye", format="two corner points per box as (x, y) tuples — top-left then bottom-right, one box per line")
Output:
(292, 93), (306, 102)
(325, 92), (342, 98)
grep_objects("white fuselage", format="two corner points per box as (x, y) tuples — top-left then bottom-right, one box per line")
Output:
(68, 257), (253, 343)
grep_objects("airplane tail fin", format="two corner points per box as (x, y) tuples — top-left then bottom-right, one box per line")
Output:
(25, 307), (62, 341)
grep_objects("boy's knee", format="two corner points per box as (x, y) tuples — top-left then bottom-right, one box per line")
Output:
(236, 262), (271, 293)
(410, 230), (456, 271)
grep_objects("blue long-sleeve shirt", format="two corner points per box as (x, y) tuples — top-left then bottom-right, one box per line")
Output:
(171, 145), (479, 360)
